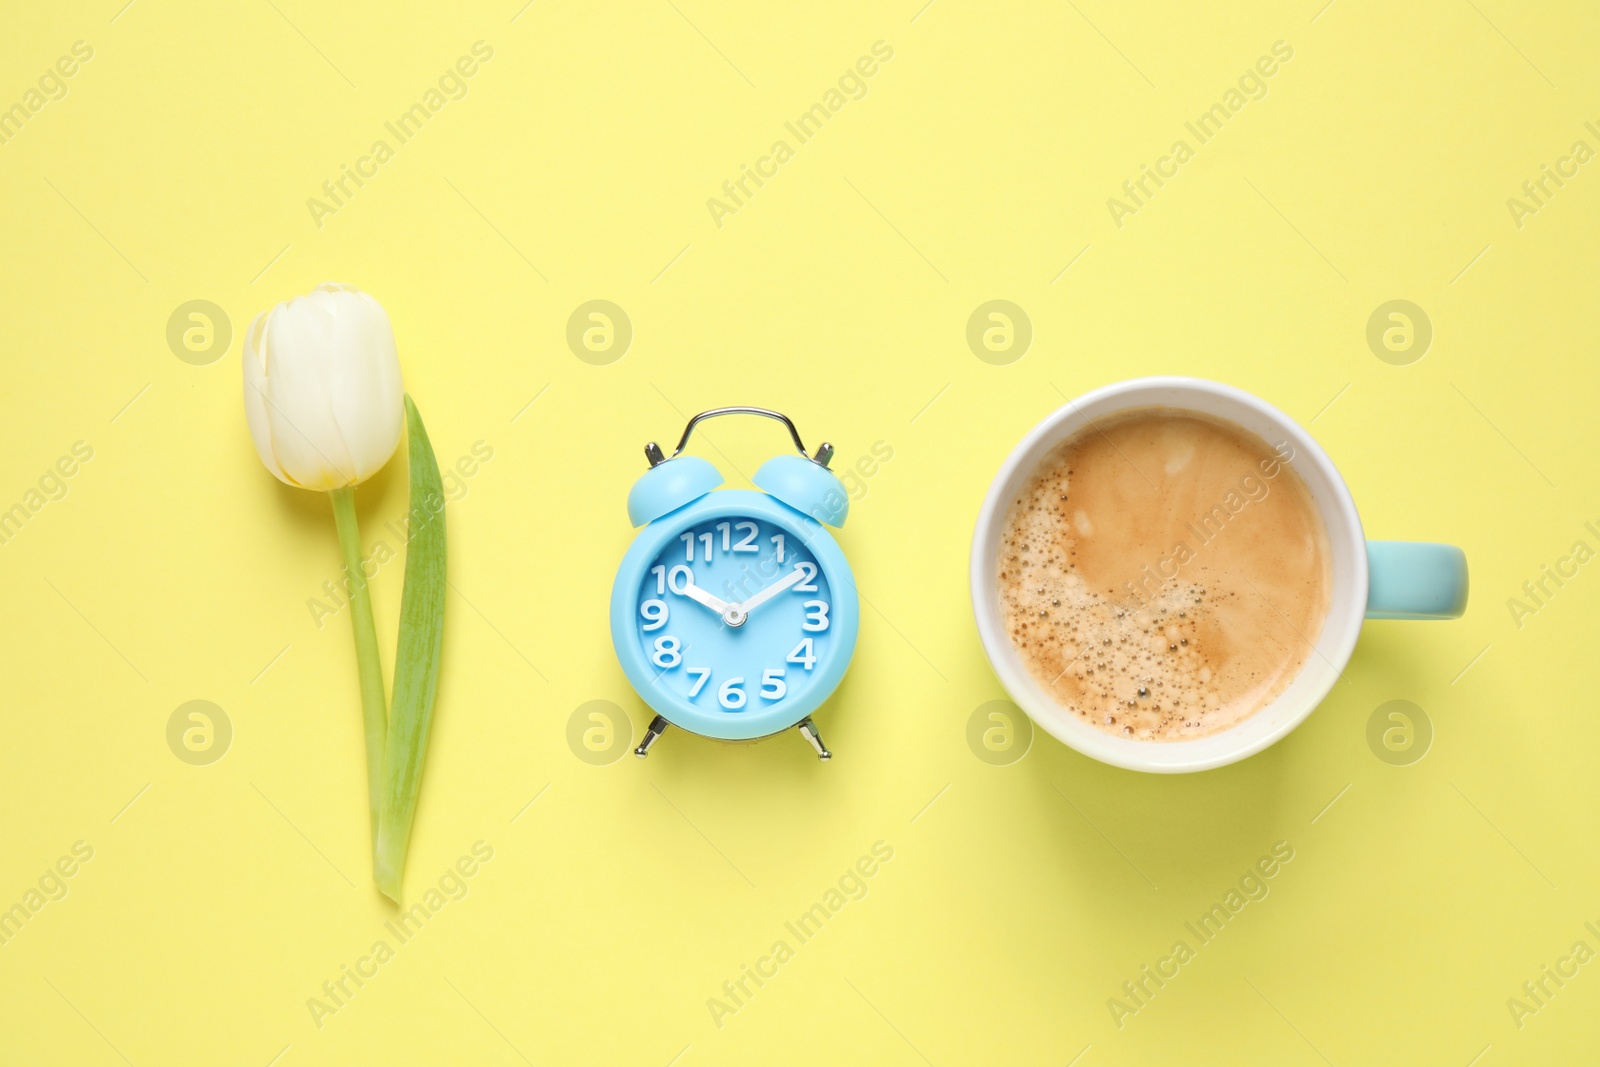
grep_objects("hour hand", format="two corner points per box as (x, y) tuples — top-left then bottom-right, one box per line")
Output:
(677, 581), (732, 617)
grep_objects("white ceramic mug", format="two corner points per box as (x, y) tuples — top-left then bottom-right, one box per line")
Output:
(969, 377), (1468, 773)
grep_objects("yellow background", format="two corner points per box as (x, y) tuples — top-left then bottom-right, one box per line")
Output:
(2, 1), (1597, 1063)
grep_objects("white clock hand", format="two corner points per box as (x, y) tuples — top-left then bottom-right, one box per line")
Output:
(734, 565), (808, 619)
(676, 581), (732, 617)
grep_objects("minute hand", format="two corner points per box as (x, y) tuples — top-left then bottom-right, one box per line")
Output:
(736, 565), (808, 618)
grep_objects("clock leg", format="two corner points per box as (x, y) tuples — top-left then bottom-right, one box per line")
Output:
(797, 717), (831, 761)
(635, 715), (669, 758)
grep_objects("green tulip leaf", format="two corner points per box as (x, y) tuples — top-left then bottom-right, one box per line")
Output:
(374, 394), (446, 901)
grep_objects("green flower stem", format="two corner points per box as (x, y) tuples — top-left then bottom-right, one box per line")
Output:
(375, 395), (447, 902)
(329, 485), (387, 854)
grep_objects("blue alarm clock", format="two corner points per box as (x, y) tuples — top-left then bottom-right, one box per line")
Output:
(609, 408), (859, 759)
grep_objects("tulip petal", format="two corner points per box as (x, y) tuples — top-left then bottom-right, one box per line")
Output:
(241, 311), (294, 487)
(327, 288), (403, 484)
(259, 293), (359, 490)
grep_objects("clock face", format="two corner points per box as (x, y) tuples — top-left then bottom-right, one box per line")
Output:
(632, 512), (838, 729)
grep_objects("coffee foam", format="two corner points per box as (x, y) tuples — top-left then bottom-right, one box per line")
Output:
(997, 409), (1331, 741)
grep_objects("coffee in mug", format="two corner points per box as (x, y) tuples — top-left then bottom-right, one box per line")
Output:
(997, 408), (1331, 741)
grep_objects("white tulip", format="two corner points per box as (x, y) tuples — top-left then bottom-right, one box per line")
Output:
(242, 282), (404, 491)
(243, 281), (408, 863)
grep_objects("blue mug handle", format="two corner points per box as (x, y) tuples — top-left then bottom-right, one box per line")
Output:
(1366, 541), (1469, 620)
